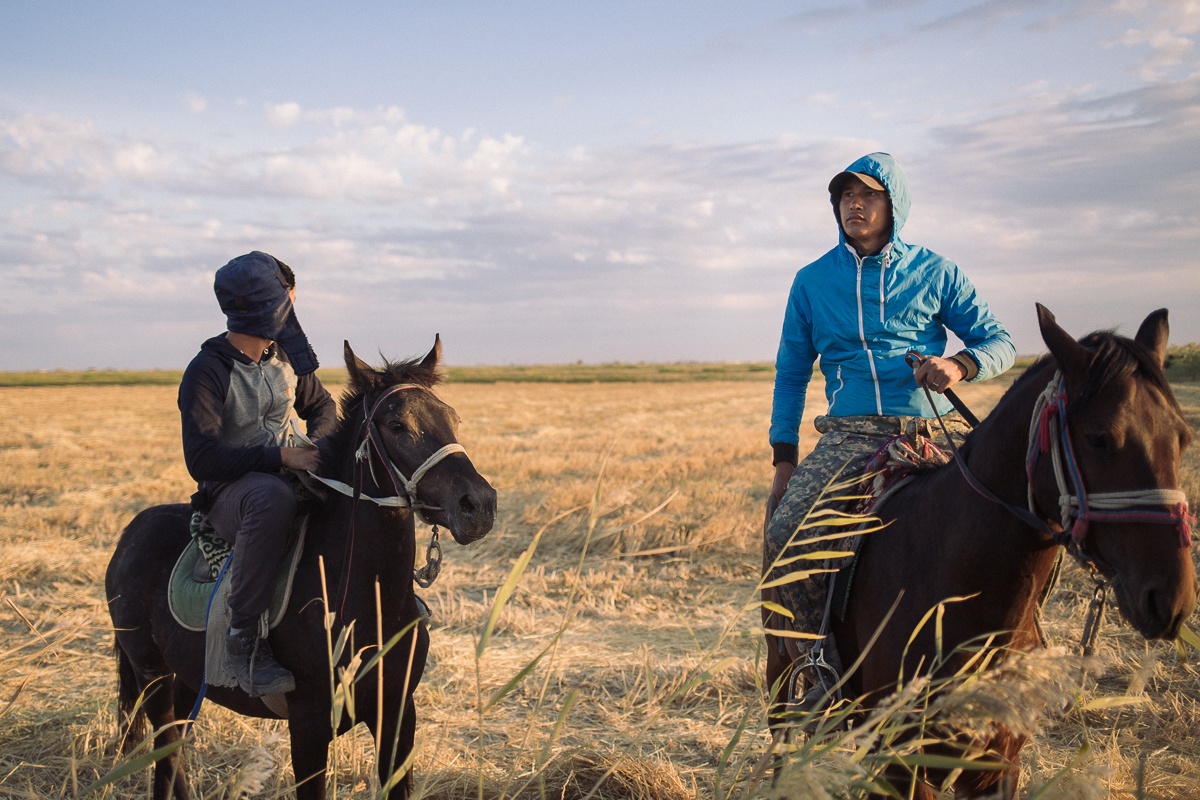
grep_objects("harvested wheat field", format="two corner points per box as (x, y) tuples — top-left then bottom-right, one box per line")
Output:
(1, 368), (1198, 799)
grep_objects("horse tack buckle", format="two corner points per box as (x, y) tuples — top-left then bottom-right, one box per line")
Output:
(414, 525), (443, 588)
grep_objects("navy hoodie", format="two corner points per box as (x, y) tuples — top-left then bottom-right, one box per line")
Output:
(178, 334), (337, 511)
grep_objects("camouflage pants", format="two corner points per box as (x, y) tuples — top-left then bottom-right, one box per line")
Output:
(764, 414), (968, 642)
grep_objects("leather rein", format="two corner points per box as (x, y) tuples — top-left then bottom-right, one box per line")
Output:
(908, 351), (1193, 550)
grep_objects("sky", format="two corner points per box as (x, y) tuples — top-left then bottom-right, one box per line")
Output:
(1, 0), (1197, 371)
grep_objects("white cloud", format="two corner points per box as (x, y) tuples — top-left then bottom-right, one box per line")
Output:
(184, 92), (207, 114)
(1107, 0), (1200, 79)
(266, 101), (304, 127)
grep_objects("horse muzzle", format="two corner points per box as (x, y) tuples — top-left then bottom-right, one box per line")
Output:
(431, 479), (496, 545)
(1115, 575), (1197, 640)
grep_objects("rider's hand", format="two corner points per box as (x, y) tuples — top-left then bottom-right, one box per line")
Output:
(280, 445), (320, 473)
(913, 356), (967, 394)
(770, 462), (795, 507)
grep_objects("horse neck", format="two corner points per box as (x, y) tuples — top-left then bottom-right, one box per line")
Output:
(313, 420), (418, 617)
(924, 365), (1063, 616)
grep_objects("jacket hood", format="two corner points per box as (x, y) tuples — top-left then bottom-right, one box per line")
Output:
(829, 152), (911, 245)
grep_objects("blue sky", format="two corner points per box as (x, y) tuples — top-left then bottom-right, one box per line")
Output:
(2, 1), (1197, 370)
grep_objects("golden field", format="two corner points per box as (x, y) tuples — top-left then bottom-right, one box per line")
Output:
(1, 370), (1198, 799)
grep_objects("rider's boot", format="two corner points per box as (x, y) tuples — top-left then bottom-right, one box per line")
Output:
(224, 626), (296, 697)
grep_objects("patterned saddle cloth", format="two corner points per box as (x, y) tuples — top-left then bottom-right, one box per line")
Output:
(851, 431), (952, 517)
(832, 432), (953, 621)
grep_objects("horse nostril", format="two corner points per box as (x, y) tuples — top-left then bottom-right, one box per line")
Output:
(459, 494), (478, 516)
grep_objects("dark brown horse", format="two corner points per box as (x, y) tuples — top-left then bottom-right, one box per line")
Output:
(764, 305), (1196, 798)
(106, 338), (496, 799)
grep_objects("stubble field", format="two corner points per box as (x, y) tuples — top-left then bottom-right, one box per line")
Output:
(1, 368), (1198, 799)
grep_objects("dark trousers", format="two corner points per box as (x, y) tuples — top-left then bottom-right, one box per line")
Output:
(205, 472), (296, 630)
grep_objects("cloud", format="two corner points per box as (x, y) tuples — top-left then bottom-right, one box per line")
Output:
(1, 72), (1198, 370)
(184, 92), (207, 114)
(1106, 0), (1200, 79)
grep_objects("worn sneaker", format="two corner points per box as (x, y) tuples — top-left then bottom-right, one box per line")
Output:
(224, 627), (296, 697)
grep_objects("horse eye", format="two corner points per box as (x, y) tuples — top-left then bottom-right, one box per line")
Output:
(386, 420), (408, 435)
(1083, 433), (1109, 452)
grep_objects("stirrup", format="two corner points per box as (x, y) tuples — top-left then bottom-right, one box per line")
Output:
(788, 646), (842, 715)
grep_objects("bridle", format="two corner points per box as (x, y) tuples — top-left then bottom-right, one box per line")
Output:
(1025, 373), (1193, 551)
(923, 365), (1193, 556)
(296, 383), (466, 512)
(294, 382), (467, 598)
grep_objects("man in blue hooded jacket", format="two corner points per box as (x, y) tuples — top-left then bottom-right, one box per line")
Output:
(765, 153), (1015, 710)
(178, 251), (337, 697)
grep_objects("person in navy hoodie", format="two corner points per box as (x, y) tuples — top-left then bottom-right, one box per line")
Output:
(178, 252), (336, 697)
(765, 153), (1016, 710)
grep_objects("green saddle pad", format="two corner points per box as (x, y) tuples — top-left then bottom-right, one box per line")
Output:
(167, 522), (307, 632)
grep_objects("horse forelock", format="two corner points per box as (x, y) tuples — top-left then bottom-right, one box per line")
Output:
(325, 355), (446, 458)
(1073, 330), (1178, 415)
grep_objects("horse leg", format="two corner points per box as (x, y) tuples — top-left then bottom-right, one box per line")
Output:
(114, 631), (191, 800)
(372, 697), (418, 799)
(288, 705), (334, 800)
(371, 623), (429, 799)
(953, 731), (1023, 799)
(143, 673), (191, 800)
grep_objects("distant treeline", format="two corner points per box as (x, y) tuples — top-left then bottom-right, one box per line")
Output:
(3, 350), (1197, 387)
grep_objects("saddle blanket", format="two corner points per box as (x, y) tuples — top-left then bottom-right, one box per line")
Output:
(167, 520), (308, 694)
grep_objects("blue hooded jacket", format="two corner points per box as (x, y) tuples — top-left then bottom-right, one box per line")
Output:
(769, 153), (1015, 459)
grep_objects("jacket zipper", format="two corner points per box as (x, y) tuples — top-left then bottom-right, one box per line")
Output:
(851, 246), (884, 415)
(829, 365), (845, 412)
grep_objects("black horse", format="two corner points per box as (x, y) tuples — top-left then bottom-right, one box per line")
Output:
(106, 338), (497, 799)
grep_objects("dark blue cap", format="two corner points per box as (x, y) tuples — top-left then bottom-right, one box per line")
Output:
(213, 252), (319, 375)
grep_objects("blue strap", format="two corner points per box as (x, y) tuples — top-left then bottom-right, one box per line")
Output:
(183, 552), (233, 736)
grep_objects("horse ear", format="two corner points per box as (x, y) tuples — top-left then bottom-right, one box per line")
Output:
(1037, 303), (1089, 382)
(420, 334), (442, 370)
(343, 341), (375, 385)
(1133, 308), (1169, 366)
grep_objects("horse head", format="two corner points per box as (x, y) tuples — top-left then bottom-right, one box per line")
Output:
(1034, 304), (1196, 640)
(344, 336), (497, 545)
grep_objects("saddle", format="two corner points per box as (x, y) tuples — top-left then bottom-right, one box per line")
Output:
(167, 470), (328, 631)
(167, 514), (308, 634)
(832, 432), (952, 621)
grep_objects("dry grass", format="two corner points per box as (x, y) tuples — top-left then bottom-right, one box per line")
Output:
(0, 375), (1197, 799)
